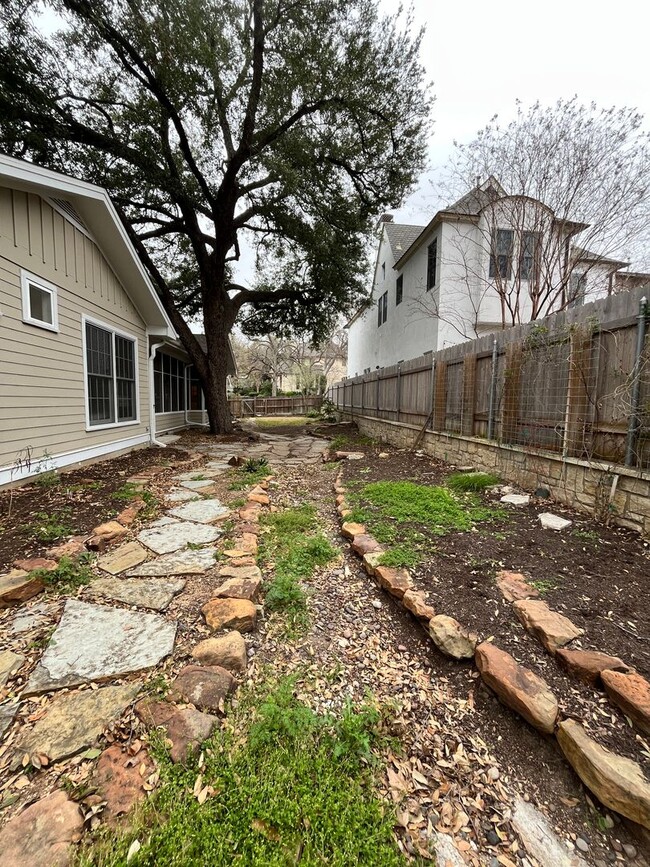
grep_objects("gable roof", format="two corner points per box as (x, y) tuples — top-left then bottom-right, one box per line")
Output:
(0, 154), (175, 337)
(384, 222), (426, 262)
(572, 246), (629, 269)
(445, 176), (507, 215)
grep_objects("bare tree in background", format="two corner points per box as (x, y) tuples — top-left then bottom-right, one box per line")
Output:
(414, 100), (650, 336)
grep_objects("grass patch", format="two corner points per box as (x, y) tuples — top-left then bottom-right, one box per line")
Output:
(346, 480), (504, 566)
(376, 545), (422, 569)
(31, 554), (94, 592)
(74, 677), (406, 867)
(329, 433), (375, 452)
(530, 577), (559, 595)
(24, 509), (75, 543)
(229, 458), (270, 490)
(259, 506), (337, 633)
(113, 482), (143, 501)
(255, 416), (307, 429)
(446, 472), (500, 492)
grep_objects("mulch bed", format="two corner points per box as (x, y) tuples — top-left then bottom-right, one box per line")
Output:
(0, 447), (190, 571)
(341, 445), (650, 778)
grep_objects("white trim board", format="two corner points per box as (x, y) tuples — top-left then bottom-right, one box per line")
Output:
(0, 432), (150, 487)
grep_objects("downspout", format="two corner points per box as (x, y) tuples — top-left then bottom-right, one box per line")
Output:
(148, 339), (167, 447)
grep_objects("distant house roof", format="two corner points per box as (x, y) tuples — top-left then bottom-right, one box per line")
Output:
(572, 246), (629, 269)
(445, 176), (506, 215)
(195, 334), (237, 376)
(384, 222), (426, 261)
(0, 154), (176, 337)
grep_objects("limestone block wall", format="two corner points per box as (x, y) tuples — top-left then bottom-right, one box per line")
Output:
(338, 412), (650, 538)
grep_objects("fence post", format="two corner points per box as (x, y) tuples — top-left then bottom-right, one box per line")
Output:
(563, 326), (594, 459)
(487, 339), (499, 441)
(461, 354), (477, 436)
(502, 342), (523, 445)
(376, 371), (380, 418)
(361, 376), (365, 414)
(428, 356), (436, 430)
(433, 361), (447, 431)
(625, 295), (649, 466)
(396, 365), (402, 422)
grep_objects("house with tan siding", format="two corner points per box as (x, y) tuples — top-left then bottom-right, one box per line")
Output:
(0, 155), (217, 486)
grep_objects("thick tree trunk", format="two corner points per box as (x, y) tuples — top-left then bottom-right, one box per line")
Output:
(203, 320), (233, 434)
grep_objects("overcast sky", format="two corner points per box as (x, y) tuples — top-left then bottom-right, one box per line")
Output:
(381, 0), (650, 223)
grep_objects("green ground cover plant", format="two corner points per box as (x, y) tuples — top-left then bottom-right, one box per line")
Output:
(347, 480), (504, 566)
(446, 472), (500, 492)
(24, 508), (75, 542)
(259, 506), (337, 632)
(74, 679), (407, 867)
(229, 457), (270, 490)
(31, 554), (94, 592)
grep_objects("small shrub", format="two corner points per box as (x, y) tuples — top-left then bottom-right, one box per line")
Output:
(244, 457), (269, 473)
(33, 469), (60, 489)
(32, 554), (94, 592)
(377, 545), (421, 569)
(446, 472), (501, 492)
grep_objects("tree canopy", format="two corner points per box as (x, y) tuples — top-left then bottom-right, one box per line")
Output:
(0, 0), (431, 430)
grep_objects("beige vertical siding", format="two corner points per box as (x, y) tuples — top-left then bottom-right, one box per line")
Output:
(0, 186), (151, 477)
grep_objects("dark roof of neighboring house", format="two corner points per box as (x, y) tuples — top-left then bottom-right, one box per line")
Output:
(384, 222), (426, 261)
(445, 181), (505, 216)
(572, 247), (629, 268)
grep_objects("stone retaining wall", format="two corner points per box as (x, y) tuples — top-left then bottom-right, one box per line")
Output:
(337, 412), (650, 538)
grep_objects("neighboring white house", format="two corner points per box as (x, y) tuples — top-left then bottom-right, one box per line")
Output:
(0, 155), (234, 485)
(347, 178), (649, 376)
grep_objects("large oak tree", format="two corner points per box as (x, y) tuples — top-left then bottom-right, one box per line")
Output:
(0, 0), (431, 431)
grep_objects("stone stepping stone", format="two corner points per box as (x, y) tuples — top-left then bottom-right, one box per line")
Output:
(557, 719), (650, 830)
(0, 569), (45, 608)
(135, 699), (217, 763)
(15, 683), (140, 763)
(512, 798), (589, 867)
(191, 632), (247, 673)
(137, 520), (221, 555)
(601, 669), (650, 735)
(500, 493), (531, 506)
(149, 516), (179, 527)
(0, 649), (24, 688)
(168, 664), (236, 713)
(513, 599), (583, 654)
(85, 576), (185, 611)
(539, 512), (572, 530)
(93, 744), (155, 822)
(10, 601), (58, 635)
(97, 541), (149, 575)
(428, 615), (478, 659)
(0, 700), (19, 738)
(0, 789), (84, 867)
(475, 642), (558, 734)
(205, 462), (231, 471)
(218, 564), (262, 581)
(166, 488), (200, 503)
(168, 499), (230, 524)
(180, 478), (214, 490)
(202, 598), (257, 633)
(127, 548), (216, 577)
(25, 600), (176, 695)
(174, 470), (223, 481)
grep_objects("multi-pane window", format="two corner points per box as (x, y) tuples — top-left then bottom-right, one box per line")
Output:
(568, 272), (587, 308)
(426, 239), (437, 290)
(377, 291), (388, 327)
(396, 274), (403, 305)
(154, 352), (186, 413)
(21, 271), (58, 332)
(85, 322), (136, 426)
(489, 229), (514, 279)
(519, 232), (539, 280)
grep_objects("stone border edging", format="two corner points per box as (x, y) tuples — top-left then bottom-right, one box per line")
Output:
(332, 471), (650, 834)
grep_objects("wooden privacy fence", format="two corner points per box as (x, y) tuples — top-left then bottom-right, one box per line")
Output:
(330, 288), (650, 469)
(229, 395), (322, 417)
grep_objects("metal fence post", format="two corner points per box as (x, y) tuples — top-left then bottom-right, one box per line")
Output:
(625, 295), (648, 466)
(487, 339), (498, 440)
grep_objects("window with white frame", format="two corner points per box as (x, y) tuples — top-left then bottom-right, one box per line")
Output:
(21, 271), (59, 332)
(154, 352), (186, 413)
(85, 320), (137, 427)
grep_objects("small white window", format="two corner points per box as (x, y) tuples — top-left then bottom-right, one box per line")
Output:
(21, 270), (59, 332)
